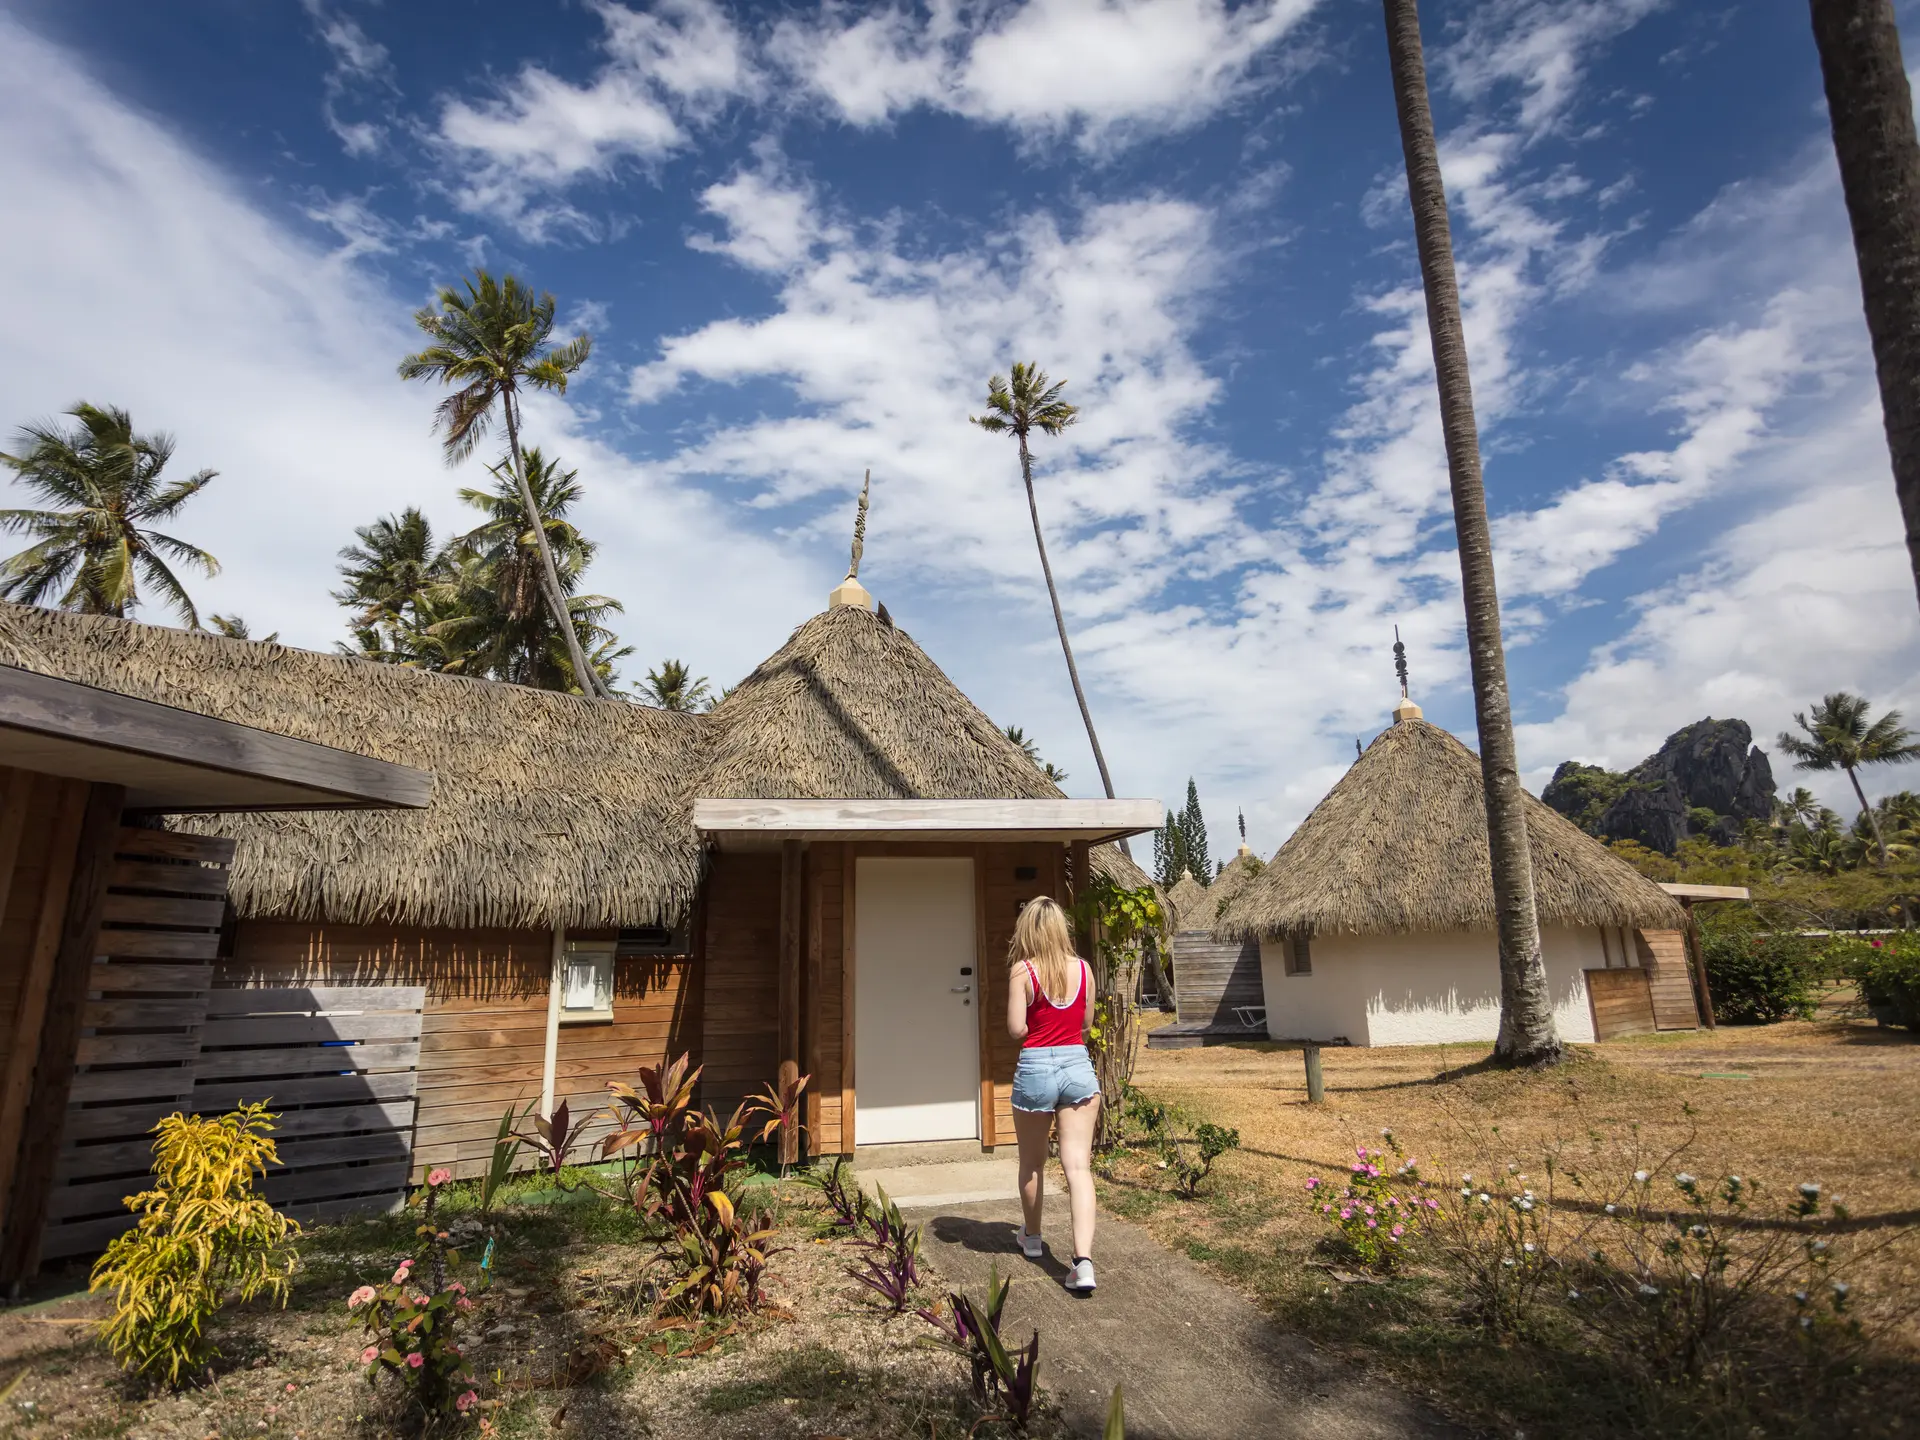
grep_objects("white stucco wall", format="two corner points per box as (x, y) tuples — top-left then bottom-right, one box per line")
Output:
(1260, 927), (1602, 1047)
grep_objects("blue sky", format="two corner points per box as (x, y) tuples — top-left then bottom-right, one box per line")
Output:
(3, 0), (1918, 854)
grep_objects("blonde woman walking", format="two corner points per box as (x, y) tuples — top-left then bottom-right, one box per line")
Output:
(1006, 896), (1100, 1294)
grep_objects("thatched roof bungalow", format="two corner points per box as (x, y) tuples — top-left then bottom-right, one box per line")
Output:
(0, 576), (1160, 1263)
(1213, 700), (1696, 1047)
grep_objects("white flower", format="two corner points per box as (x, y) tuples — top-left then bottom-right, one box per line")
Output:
(1634, 1170), (1650, 1184)
(1833, 1281), (1851, 1299)
(1508, 1163), (1520, 1175)
(1603, 1204), (1617, 1215)
(1502, 1258), (1515, 1268)
(1793, 1290), (1810, 1305)
(1638, 1283), (1660, 1297)
(1477, 1193), (1492, 1206)
(1801, 1316), (1814, 1330)
(1381, 1128), (1394, 1140)
(1522, 1190), (1535, 1201)
(1799, 1182), (1821, 1199)
(1462, 1173), (1472, 1184)
(1566, 1288), (1581, 1301)
(1523, 1242), (1536, 1253)
(1674, 1173), (1696, 1188)
(1688, 1224), (1707, 1237)
(1811, 1240), (1830, 1255)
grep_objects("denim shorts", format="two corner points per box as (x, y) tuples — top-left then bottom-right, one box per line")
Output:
(1011, 1045), (1101, 1113)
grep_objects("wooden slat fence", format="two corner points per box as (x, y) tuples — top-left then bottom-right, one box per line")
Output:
(1586, 967), (1658, 1043)
(1170, 929), (1264, 1028)
(41, 829), (422, 1262)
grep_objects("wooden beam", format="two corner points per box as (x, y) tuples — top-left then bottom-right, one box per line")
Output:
(974, 846), (994, 1148)
(777, 838), (803, 1167)
(803, 846), (824, 1157)
(0, 664), (430, 810)
(1680, 898), (1717, 1030)
(0, 777), (88, 1227)
(692, 796), (1163, 843)
(0, 769), (36, 956)
(841, 852), (857, 1153)
(1, 782), (124, 1292)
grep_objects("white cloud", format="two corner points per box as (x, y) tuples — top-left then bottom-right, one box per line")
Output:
(1440, 0), (1667, 139)
(0, 14), (811, 689)
(770, 0), (1318, 150)
(432, 0), (756, 238)
(302, 0), (396, 157)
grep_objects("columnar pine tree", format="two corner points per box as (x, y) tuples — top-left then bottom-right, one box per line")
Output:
(1181, 780), (1212, 879)
(1154, 809), (1192, 889)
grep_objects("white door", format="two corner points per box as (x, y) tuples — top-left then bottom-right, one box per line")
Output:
(854, 857), (980, 1145)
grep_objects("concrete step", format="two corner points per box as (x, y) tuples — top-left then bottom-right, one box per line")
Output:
(856, 1157), (1019, 1210)
(852, 1139), (998, 1168)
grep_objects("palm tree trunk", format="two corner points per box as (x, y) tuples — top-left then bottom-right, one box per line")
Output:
(1810, 0), (1920, 614)
(1847, 764), (1892, 867)
(1383, 0), (1560, 1066)
(502, 394), (607, 699)
(1018, 432), (1118, 802)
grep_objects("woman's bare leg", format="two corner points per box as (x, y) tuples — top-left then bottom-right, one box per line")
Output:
(1012, 1107), (1054, 1241)
(1055, 1095), (1100, 1260)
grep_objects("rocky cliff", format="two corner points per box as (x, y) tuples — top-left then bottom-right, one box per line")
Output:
(1543, 718), (1775, 854)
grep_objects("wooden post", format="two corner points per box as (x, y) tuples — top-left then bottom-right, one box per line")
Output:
(540, 924), (566, 1118)
(804, 847), (824, 1159)
(0, 777), (87, 1227)
(1, 783), (124, 1292)
(974, 846), (994, 1149)
(1681, 898), (1717, 1030)
(1068, 840), (1093, 959)
(777, 838), (803, 1166)
(841, 851), (857, 1153)
(1302, 1045), (1325, 1104)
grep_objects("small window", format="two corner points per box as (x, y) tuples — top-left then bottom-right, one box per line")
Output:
(560, 941), (615, 1024)
(1283, 934), (1312, 977)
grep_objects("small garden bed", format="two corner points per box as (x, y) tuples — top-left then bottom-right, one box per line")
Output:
(0, 1165), (1072, 1439)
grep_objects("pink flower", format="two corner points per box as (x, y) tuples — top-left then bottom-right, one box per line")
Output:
(446, 1281), (467, 1296)
(407, 1352), (425, 1369)
(1339, 1209), (1353, 1221)
(348, 1285), (377, 1309)
(445, 1344), (460, 1357)
(457, 1391), (479, 1413)
(427, 1167), (453, 1187)
(1305, 1177), (1321, 1190)
(361, 1345), (380, 1364)
(285, 1382), (298, 1394)
(1425, 1198), (1439, 1210)
(1391, 1224), (1406, 1237)
(1363, 1205), (1375, 1216)
(456, 1297), (473, 1312)
(392, 1267), (411, 1284)
(1366, 1219), (1378, 1229)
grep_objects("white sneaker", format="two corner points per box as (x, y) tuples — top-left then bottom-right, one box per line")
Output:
(1017, 1227), (1044, 1260)
(1064, 1257), (1096, 1293)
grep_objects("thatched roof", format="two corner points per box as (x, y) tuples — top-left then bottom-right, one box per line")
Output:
(0, 604), (706, 931)
(1214, 717), (1687, 940)
(702, 605), (1061, 801)
(1166, 872), (1208, 926)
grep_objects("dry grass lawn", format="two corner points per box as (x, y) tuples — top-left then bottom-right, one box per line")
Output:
(1105, 1018), (1920, 1438)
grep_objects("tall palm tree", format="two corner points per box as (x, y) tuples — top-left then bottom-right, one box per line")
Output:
(1775, 785), (1826, 830)
(0, 403), (219, 626)
(439, 449), (626, 693)
(398, 271), (609, 697)
(972, 364), (1119, 812)
(1383, 0), (1559, 1066)
(1777, 692), (1920, 867)
(639, 659), (711, 711)
(1809, 0), (1920, 612)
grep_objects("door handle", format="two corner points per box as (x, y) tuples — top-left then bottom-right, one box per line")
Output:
(950, 985), (972, 993)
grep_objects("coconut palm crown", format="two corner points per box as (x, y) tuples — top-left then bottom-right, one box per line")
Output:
(0, 403), (220, 626)
(398, 270), (608, 697)
(1778, 692), (1920, 868)
(971, 361), (1120, 824)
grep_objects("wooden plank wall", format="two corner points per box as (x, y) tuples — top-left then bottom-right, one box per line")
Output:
(1170, 930), (1264, 1027)
(39, 828), (232, 1263)
(1634, 929), (1700, 1030)
(698, 853), (780, 1122)
(805, 844), (846, 1156)
(223, 922), (695, 1181)
(1586, 967), (1658, 1041)
(979, 843), (1060, 1146)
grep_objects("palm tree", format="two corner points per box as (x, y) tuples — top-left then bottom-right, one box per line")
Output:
(1383, 0), (1559, 1065)
(398, 271), (610, 697)
(1777, 692), (1920, 867)
(1775, 786), (1826, 830)
(972, 365), (1118, 809)
(335, 509), (440, 630)
(1003, 724), (1069, 785)
(0, 403), (219, 626)
(438, 449), (626, 693)
(1809, 0), (1920, 612)
(206, 614), (278, 643)
(639, 660), (712, 711)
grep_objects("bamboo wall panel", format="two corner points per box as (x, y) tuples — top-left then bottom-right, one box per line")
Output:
(698, 852), (781, 1121)
(1586, 967), (1658, 1042)
(1634, 929), (1699, 1030)
(1170, 930), (1265, 1027)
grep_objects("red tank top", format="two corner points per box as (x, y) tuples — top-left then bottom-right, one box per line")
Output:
(1021, 958), (1090, 1049)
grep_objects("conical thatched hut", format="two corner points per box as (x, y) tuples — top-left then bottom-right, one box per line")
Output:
(0, 574), (1161, 1251)
(1166, 872), (1208, 927)
(1214, 700), (1692, 1047)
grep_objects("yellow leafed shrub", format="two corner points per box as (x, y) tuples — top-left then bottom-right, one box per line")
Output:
(88, 1102), (300, 1386)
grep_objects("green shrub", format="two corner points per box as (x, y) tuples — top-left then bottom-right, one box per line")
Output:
(89, 1103), (299, 1386)
(1829, 933), (1920, 1028)
(1700, 929), (1818, 1024)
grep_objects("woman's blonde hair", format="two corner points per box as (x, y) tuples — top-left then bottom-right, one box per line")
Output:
(1009, 897), (1081, 1002)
